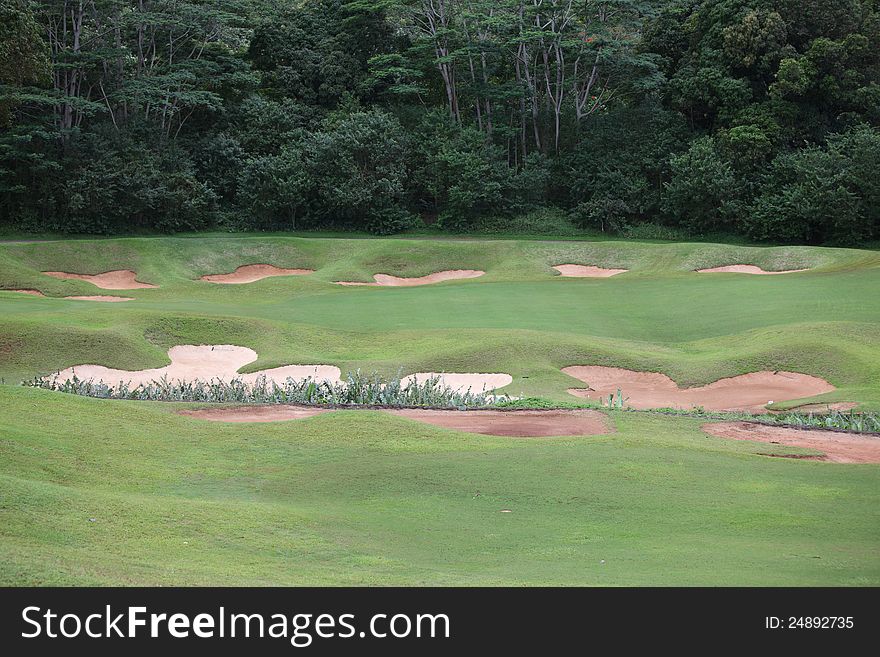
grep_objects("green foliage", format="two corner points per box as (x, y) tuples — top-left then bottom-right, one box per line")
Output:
(746, 125), (880, 243)
(0, 0), (878, 243)
(29, 370), (504, 409)
(0, 0), (50, 126)
(662, 137), (744, 232)
(306, 109), (415, 234)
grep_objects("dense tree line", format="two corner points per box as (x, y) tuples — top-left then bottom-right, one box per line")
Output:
(0, 0), (878, 243)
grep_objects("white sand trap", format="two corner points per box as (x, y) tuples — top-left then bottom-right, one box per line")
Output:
(179, 405), (330, 423)
(64, 295), (134, 302)
(200, 264), (314, 284)
(563, 366), (835, 412)
(696, 264), (809, 275)
(4, 288), (45, 296)
(335, 270), (485, 286)
(553, 264), (627, 278)
(401, 372), (513, 394)
(51, 345), (341, 386)
(43, 269), (157, 289)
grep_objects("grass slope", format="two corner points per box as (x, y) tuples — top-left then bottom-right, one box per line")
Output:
(1, 236), (879, 405)
(0, 235), (878, 585)
(1, 386), (878, 586)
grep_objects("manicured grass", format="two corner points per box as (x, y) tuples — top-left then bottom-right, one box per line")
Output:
(1, 236), (879, 404)
(1, 386), (878, 586)
(0, 235), (879, 585)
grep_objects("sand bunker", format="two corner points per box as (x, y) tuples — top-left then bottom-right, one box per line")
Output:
(200, 264), (314, 284)
(51, 345), (341, 386)
(553, 264), (627, 278)
(335, 270), (485, 287)
(4, 288), (45, 296)
(3, 289), (131, 301)
(563, 366), (835, 412)
(386, 408), (611, 437)
(780, 402), (858, 413)
(64, 295), (133, 302)
(180, 405), (330, 423)
(703, 422), (880, 464)
(401, 372), (513, 394)
(696, 265), (809, 275)
(177, 404), (610, 437)
(43, 270), (157, 289)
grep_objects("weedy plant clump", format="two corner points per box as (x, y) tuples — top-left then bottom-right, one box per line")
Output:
(26, 370), (506, 409)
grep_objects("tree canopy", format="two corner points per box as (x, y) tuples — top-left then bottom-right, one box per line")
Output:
(0, 0), (877, 244)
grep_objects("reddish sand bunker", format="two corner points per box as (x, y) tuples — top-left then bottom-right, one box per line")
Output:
(64, 295), (133, 302)
(387, 408), (612, 437)
(402, 372), (513, 394)
(43, 270), (157, 289)
(180, 405), (330, 423)
(177, 405), (611, 437)
(696, 265), (809, 275)
(51, 345), (341, 386)
(335, 270), (485, 286)
(553, 264), (627, 278)
(200, 264), (314, 284)
(564, 366), (835, 412)
(3, 289), (132, 301)
(4, 288), (44, 296)
(703, 422), (880, 464)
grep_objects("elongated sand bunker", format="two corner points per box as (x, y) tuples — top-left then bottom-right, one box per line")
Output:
(178, 405), (611, 437)
(335, 270), (485, 286)
(387, 408), (611, 437)
(4, 288), (44, 296)
(180, 405), (330, 423)
(3, 289), (132, 301)
(64, 295), (133, 302)
(703, 422), (880, 464)
(401, 372), (513, 394)
(200, 264), (314, 284)
(43, 269), (157, 289)
(51, 345), (341, 386)
(553, 264), (627, 278)
(696, 265), (809, 275)
(563, 366), (835, 412)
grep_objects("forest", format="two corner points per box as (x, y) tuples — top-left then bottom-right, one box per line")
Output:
(1, 0), (878, 244)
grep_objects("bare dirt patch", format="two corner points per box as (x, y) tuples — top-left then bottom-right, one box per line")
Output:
(51, 345), (341, 386)
(564, 366), (834, 412)
(4, 289), (45, 296)
(386, 408), (611, 437)
(696, 264), (809, 275)
(200, 264), (314, 284)
(702, 421), (880, 464)
(42, 270), (157, 289)
(553, 264), (627, 278)
(64, 295), (134, 302)
(334, 270), (485, 286)
(401, 372), (513, 393)
(179, 405), (330, 423)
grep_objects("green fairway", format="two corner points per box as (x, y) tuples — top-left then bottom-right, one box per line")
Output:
(1, 235), (879, 585)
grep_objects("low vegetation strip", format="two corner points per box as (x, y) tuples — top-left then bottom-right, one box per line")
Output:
(28, 370), (506, 409)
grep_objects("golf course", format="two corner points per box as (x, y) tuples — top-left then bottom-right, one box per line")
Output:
(1, 234), (878, 585)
